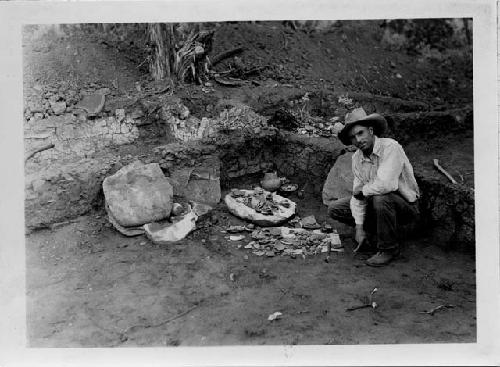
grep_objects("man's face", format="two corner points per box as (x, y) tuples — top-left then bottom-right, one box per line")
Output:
(348, 124), (375, 154)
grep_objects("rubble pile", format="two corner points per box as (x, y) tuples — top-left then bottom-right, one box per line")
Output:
(215, 106), (268, 134)
(295, 118), (344, 138)
(24, 82), (112, 122)
(278, 93), (346, 138)
(229, 225), (343, 258)
(163, 104), (271, 143)
(230, 187), (291, 215)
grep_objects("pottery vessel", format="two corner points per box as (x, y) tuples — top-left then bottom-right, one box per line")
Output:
(260, 172), (282, 192)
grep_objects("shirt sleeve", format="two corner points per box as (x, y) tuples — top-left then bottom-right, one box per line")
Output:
(350, 156), (367, 225)
(362, 142), (404, 197)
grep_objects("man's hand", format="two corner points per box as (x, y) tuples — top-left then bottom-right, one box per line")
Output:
(353, 190), (365, 200)
(354, 225), (367, 246)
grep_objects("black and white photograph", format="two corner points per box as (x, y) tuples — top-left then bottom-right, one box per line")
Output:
(0, 0), (499, 365)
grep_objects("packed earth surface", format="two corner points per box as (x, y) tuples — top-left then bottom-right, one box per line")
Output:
(24, 21), (475, 347)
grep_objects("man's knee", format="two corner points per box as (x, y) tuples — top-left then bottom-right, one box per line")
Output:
(327, 197), (352, 222)
(327, 201), (343, 219)
(368, 194), (393, 211)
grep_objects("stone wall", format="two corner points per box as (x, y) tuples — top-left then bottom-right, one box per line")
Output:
(25, 114), (140, 162)
(25, 156), (124, 229)
(150, 128), (345, 194)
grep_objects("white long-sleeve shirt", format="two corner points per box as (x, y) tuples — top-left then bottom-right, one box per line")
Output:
(350, 136), (420, 225)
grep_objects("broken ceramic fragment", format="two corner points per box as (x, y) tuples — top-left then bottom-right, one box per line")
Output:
(143, 204), (198, 244)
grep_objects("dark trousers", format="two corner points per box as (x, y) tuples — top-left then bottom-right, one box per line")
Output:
(327, 193), (420, 250)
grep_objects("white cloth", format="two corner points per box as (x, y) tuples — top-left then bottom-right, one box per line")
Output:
(350, 136), (420, 225)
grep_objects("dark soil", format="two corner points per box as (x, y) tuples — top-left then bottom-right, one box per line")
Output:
(23, 21), (475, 347)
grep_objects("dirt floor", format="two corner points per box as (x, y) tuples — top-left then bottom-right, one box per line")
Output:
(26, 189), (476, 347)
(23, 22), (476, 347)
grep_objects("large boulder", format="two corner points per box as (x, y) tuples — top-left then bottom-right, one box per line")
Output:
(103, 161), (173, 227)
(322, 152), (354, 206)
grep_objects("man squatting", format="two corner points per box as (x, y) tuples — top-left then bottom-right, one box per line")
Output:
(328, 108), (420, 267)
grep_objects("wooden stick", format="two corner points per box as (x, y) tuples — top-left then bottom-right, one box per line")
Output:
(346, 304), (371, 312)
(433, 159), (457, 184)
(25, 143), (55, 162)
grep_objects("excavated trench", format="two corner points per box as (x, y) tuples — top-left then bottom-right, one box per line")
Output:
(24, 93), (475, 251)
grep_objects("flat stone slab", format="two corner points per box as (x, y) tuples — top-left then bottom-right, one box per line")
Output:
(105, 203), (144, 237)
(224, 189), (296, 226)
(185, 178), (221, 206)
(76, 94), (106, 115)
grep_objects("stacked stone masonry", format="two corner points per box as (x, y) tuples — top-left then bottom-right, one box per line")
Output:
(25, 114), (140, 161)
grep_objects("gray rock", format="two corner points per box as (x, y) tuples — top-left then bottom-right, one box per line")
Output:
(106, 204), (144, 236)
(115, 108), (125, 122)
(167, 164), (221, 206)
(103, 160), (173, 227)
(167, 167), (194, 196)
(322, 151), (354, 206)
(184, 177), (221, 206)
(184, 166), (221, 206)
(76, 94), (106, 115)
(29, 100), (44, 114)
(50, 101), (67, 115)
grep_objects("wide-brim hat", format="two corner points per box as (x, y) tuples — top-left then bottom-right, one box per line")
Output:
(338, 107), (388, 146)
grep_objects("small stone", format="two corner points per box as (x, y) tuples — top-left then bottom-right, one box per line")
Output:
(97, 87), (111, 95)
(32, 179), (46, 193)
(178, 105), (190, 120)
(332, 122), (344, 135)
(76, 94), (105, 115)
(130, 108), (144, 119)
(50, 101), (66, 115)
(171, 203), (184, 216)
(229, 235), (245, 241)
(115, 109), (125, 122)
